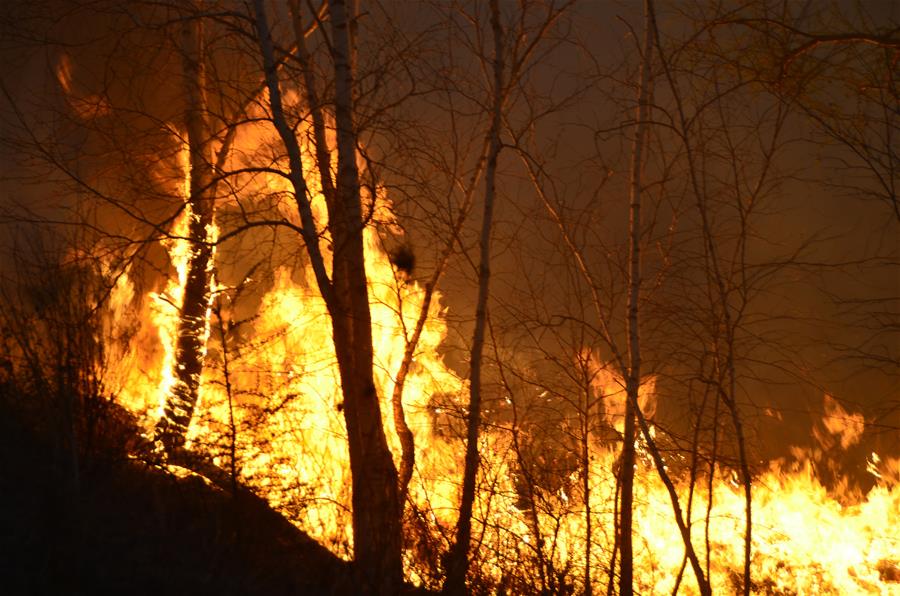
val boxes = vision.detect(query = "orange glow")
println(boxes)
[104,114,899,594]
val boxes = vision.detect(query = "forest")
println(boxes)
[0,0,897,594]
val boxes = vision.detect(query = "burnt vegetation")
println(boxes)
[0,0,898,595]
[0,249,358,595]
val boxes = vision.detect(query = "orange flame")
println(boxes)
[103,113,899,593]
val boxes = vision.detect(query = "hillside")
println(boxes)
[0,401,354,595]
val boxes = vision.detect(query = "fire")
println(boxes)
[820,393,866,450]
[55,52,111,120]
[109,138,218,432]
[100,114,899,594]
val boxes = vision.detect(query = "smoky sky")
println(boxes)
[0,0,897,476]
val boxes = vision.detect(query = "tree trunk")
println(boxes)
[393,141,490,507]
[253,0,403,592]
[287,0,335,210]
[582,384,592,596]
[618,387,636,595]
[328,1,404,592]
[156,9,215,453]
[443,2,503,594]
[618,0,653,590]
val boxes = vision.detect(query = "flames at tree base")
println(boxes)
[105,232,899,594]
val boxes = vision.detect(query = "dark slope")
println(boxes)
[0,403,351,595]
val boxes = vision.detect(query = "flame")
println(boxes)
[111,136,218,431]
[583,347,657,433]
[55,52,111,120]
[101,111,899,593]
[821,393,866,450]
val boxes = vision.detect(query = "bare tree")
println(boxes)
[442,1,577,591]
[617,0,655,589]
[155,4,217,453]
[443,2,504,593]
[252,0,403,590]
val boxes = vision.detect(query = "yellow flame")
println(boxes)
[104,110,899,593]
[822,393,866,450]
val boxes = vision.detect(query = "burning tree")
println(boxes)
[251,0,406,589]
[0,0,898,595]
[154,3,217,454]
